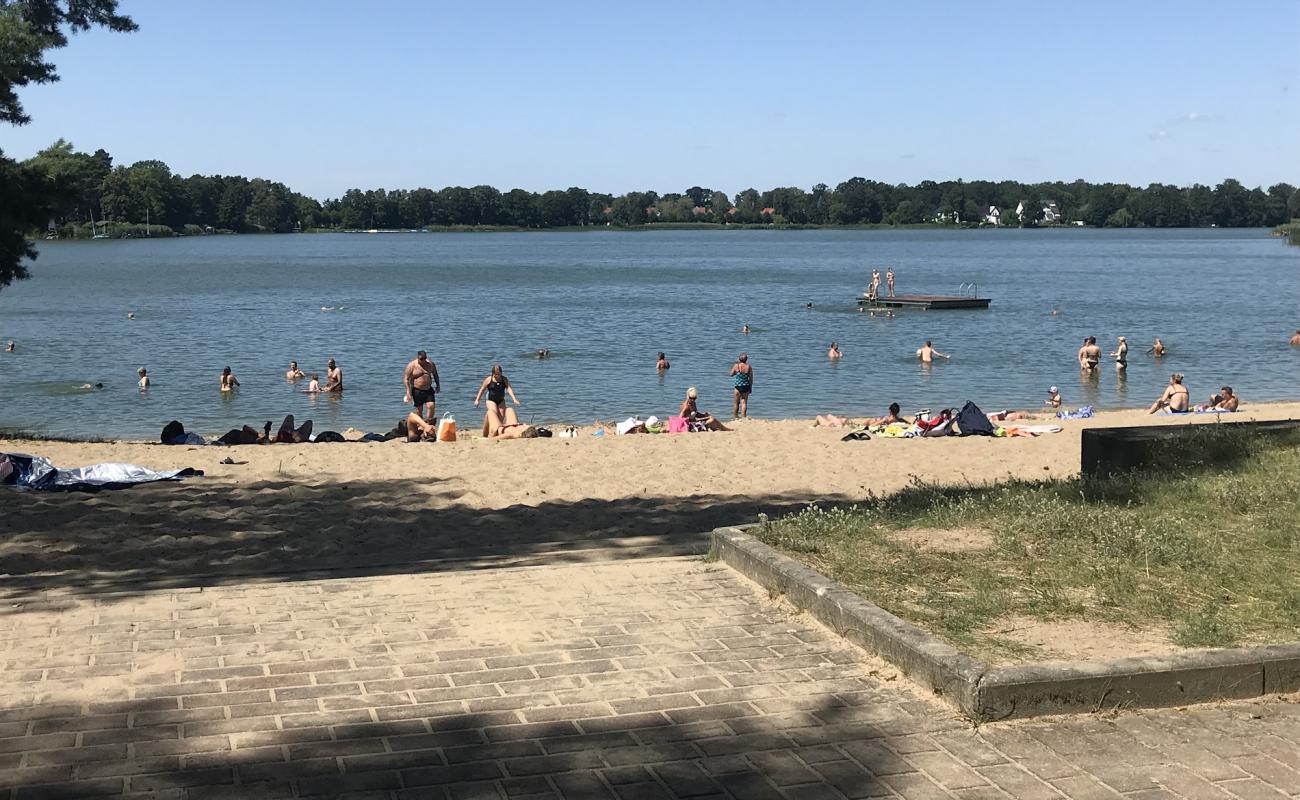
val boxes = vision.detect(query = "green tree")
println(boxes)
[0,0,135,290]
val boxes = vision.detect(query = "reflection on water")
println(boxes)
[0,229,1297,439]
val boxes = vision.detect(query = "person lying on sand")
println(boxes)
[988,410,1035,421]
[680,387,729,431]
[274,414,313,443]
[814,413,853,428]
[1148,373,1190,414]
[405,412,439,442]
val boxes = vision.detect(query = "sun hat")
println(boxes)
[1049,386,1059,394]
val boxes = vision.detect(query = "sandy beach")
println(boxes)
[2,403,1298,596]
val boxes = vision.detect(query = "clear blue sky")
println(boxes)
[5,0,1297,199]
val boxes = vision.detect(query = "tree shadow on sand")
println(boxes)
[0,477,850,601]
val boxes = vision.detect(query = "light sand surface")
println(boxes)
[1,403,1297,598]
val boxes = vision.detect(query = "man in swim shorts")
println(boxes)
[403,350,441,422]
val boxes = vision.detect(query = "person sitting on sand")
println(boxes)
[680,387,729,431]
[137,367,150,390]
[828,342,842,359]
[867,403,903,427]
[917,341,949,363]
[474,364,521,437]
[1045,386,1062,408]
[731,353,754,418]
[1147,337,1167,357]
[1291,330,1300,346]
[1148,373,1190,414]
[656,352,670,371]
[1078,336,1101,372]
[286,361,304,381]
[322,358,343,392]
[1198,386,1240,412]
[220,366,239,392]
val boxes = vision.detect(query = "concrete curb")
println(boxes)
[711,525,1300,720]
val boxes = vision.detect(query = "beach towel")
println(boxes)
[954,401,995,436]
[1055,405,1095,420]
[871,423,911,438]
[667,416,689,434]
[0,452,201,491]
[1012,424,1064,435]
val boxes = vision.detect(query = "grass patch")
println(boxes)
[755,427,1300,661]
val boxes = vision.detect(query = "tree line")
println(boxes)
[25,140,1300,238]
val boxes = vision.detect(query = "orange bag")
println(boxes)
[437,413,457,442]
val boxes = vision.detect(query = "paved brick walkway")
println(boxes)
[1,558,1297,799]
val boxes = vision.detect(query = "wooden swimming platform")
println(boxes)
[859,293,991,310]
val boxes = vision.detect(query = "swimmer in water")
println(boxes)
[917,340,949,363]
[305,374,321,393]
[1290,330,1300,346]
[4,340,13,352]
[827,342,842,359]
[1078,336,1101,372]
[805,302,813,309]
[1110,336,1128,369]
[1146,337,1167,357]
[127,312,135,320]
[656,352,670,371]
[286,361,305,380]
[220,366,240,392]
[536,349,550,359]
[137,367,150,390]
[741,324,751,334]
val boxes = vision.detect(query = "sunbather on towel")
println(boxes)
[866,403,903,427]
[1148,373,1189,414]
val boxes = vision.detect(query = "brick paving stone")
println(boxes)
[0,559,1296,800]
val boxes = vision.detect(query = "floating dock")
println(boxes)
[859,294,991,310]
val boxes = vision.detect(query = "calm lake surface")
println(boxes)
[1,229,1297,440]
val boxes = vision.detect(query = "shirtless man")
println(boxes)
[1078,336,1101,372]
[917,340,949,363]
[1290,330,1300,346]
[827,342,842,359]
[323,359,343,392]
[286,361,305,381]
[885,268,895,297]
[403,350,441,421]
[1148,373,1190,414]
[1199,386,1240,412]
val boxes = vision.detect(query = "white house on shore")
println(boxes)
[984,205,1001,226]
[1042,200,1062,224]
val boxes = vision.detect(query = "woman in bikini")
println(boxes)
[1148,373,1190,414]
[220,366,239,392]
[474,364,521,436]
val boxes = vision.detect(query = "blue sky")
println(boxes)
[4,0,1297,199]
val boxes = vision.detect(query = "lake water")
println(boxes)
[1,229,1297,440]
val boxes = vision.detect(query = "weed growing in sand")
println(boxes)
[756,428,1300,662]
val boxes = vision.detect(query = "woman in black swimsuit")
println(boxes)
[474,364,521,436]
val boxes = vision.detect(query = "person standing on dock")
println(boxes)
[886,268,895,298]
[730,353,753,418]
[869,269,881,300]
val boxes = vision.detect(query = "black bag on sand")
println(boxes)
[161,420,184,444]
[954,401,995,436]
